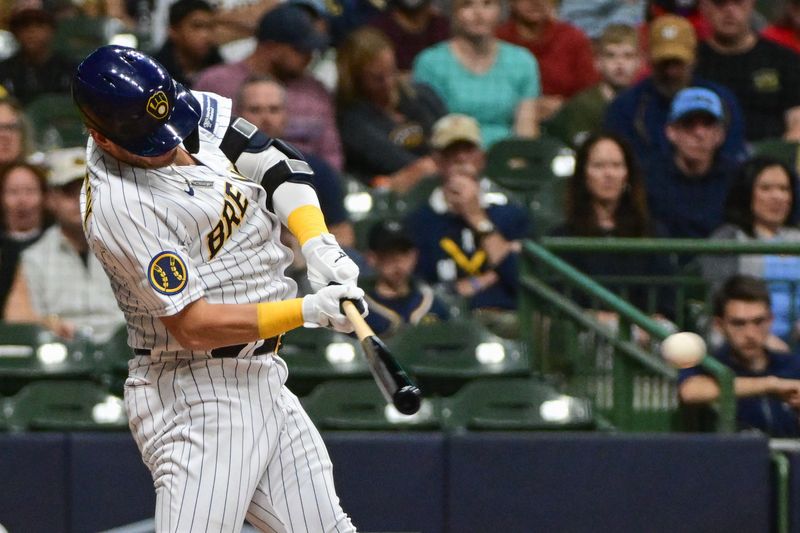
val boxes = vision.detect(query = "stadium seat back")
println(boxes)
[5,380,128,431]
[0,322,95,395]
[301,379,441,430]
[26,94,87,150]
[444,377,594,431]
[386,319,530,396]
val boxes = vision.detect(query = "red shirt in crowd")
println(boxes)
[495,19,599,98]
[762,25,800,55]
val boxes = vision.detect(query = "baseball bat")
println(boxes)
[341,300,422,415]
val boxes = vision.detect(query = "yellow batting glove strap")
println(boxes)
[256,298,305,339]
[287,204,329,246]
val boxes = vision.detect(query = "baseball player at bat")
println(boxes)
[73,45,367,532]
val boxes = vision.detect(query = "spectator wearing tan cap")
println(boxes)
[4,147,124,342]
[404,114,532,337]
[0,5,76,105]
[603,14,746,166]
[696,0,800,142]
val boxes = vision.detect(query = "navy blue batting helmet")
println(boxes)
[72,45,202,157]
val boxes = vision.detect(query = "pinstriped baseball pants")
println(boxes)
[125,354,356,533]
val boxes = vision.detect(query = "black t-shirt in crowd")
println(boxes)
[696,37,800,142]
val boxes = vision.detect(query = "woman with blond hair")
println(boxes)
[336,27,446,192]
[412,0,540,148]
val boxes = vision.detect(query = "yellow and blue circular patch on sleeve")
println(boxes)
[148,251,188,295]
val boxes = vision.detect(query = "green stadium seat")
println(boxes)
[0,396,8,432]
[0,322,96,396]
[443,377,595,431]
[53,14,108,63]
[5,380,128,432]
[25,94,87,150]
[302,379,442,430]
[386,319,531,396]
[751,138,800,174]
[484,135,573,235]
[280,327,370,396]
[93,325,133,396]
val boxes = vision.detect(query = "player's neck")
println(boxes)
[173,149,197,166]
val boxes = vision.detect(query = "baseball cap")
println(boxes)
[256,4,328,52]
[46,147,86,188]
[648,14,696,63]
[431,114,482,150]
[669,87,724,123]
[367,219,415,253]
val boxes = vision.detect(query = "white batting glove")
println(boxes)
[302,233,359,292]
[302,284,368,334]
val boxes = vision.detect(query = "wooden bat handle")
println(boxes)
[342,299,373,341]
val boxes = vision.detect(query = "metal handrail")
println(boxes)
[541,237,800,255]
[521,240,737,432]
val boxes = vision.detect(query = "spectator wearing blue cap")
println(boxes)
[644,86,740,241]
[194,3,344,170]
[603,14,747,168]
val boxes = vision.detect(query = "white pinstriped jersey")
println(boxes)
[80,91,296,356]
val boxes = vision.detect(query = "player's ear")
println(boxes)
[88,129,111,149]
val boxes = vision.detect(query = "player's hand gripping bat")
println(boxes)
[341,300,422,415]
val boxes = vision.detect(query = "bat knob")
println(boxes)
[393,386,422,415]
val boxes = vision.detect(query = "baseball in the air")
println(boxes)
[660,332,706,368]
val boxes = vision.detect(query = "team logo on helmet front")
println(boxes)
[146,91,170,120]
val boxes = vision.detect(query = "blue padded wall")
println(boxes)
[69,433,155,532]
[325,432,446,533]
[448,432,771,533]
[0,434,68,532]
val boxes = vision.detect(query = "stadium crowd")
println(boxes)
[2,0,800,436]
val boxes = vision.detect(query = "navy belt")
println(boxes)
[134,335,282,357]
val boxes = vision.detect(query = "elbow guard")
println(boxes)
[220,117,315,208]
